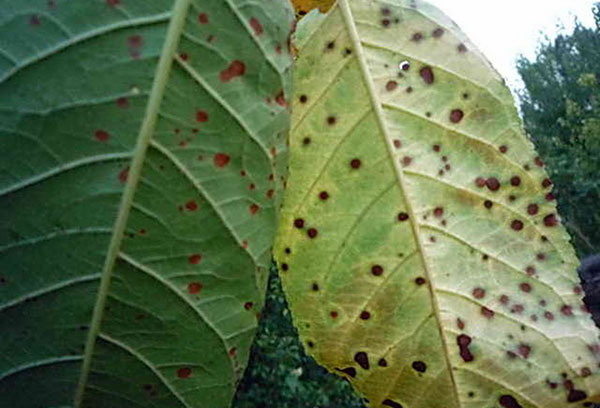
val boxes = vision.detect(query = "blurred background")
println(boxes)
[232,2,600,407]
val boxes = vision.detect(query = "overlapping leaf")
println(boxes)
[0,0,293,407]
[274,1,600,407]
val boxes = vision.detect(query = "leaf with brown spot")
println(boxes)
[275,1,600,407]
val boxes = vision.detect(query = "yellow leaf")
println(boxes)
[292,0,336,18]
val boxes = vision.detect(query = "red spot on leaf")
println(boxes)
[106,0,120,6]
[244,302,253,310]
[127,35,143,59]
[118,167,129,183]
[275,91,287,107]
[249,18,263,36]
[188,254,202,264]
[94,130,110,142]
[196,110,208,122]
[213,153,230,168]
[220,60,245,82]
[188,282,202,294]
[185,200,198,211]
[249,204,260,215]
[177,367,192,378]
[198,13,208,24]
[117,97,129,109]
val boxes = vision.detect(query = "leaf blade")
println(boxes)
[275,1,600,407]
[0,0,293,407]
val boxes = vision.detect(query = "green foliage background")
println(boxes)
[232,4,600,407]
[233,266,366,408]
[517,3,600,258]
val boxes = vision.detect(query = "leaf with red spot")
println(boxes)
[274,1,600,408]
[0,0,293,407]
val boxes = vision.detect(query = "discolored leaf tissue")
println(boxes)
[275,1,600,407]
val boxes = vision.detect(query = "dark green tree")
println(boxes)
[517,3,600,257]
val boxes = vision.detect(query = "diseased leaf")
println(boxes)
[0,0,293,407]
[274,1,600,407]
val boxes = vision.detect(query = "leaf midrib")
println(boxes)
[73,1,192,406]
[336,0,462,406]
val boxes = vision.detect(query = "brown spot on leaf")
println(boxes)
[350,159,361,169]
[527,204,539,215]
[382,400,403,408]
[386,81,398,91]
[520,283,532,293]
[335,367,356,378]
[486,177,501,191]
[499,395,523,408]
[450,109,464,123]
[511,220,524,231]
[544,214,558,227]
[420,66,434,84]
[457,334,474,362]
[561,305,573,316]
[412,361,427,373]
[481,307,494,319]
[472,287,486,299]
[567,389,587,403]
[354,352,370,370]
[371,265,384,276]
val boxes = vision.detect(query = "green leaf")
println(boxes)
[0,0,293,407]
[274,1,600,407]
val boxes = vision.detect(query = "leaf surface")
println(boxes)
[274,1,600,407]
[0,0,293,407]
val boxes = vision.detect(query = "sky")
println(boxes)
[430,0,597,91]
